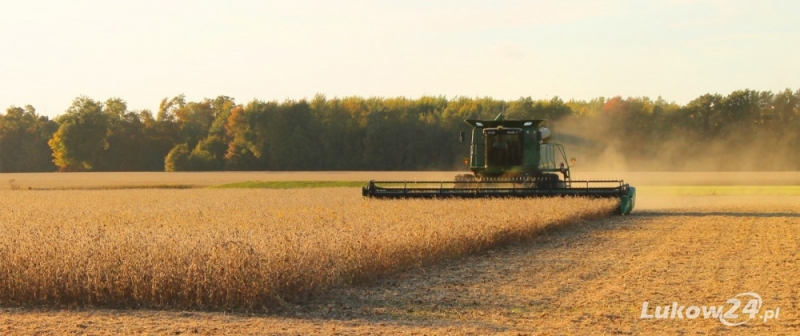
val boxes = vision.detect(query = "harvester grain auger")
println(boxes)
[362,114,636,215]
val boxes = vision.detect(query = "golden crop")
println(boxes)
[0,188,616,310]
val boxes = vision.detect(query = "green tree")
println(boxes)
[99,98,150,171]
[175,100,214,149]
[0,105,58,172]
[189,136,226,170]
[164,144,191,172]
[48,97,109,171]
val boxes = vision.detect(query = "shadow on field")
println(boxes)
[634,211,800,218]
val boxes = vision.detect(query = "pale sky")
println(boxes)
[2,0,798,118]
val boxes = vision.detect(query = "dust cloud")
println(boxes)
[547,116,799,173]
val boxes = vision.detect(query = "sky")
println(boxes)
[1,0,799,118]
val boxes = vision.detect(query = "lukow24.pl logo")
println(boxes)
[641,293,780,326]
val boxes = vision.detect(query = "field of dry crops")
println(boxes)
[1,172,799,335]
[0,188,614,311]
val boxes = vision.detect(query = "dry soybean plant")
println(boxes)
[0,189,616,311]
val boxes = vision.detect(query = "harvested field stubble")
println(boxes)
[0,189,616,310]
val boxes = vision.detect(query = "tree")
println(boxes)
[100,98,149,171]
[0,105,58,172]
[164,144,191,172]
[189,136,226,170]
[175,100,214,150]
[48,97,109,171]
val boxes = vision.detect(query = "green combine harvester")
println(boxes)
[362,114,636,215]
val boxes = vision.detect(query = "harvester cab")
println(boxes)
[463,113,570,183]
[362,114,636,215]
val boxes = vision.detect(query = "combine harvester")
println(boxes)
[362,114,636,215]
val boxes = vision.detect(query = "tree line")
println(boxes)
[1,89,799,173]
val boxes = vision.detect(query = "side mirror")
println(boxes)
[459,131,465,143]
